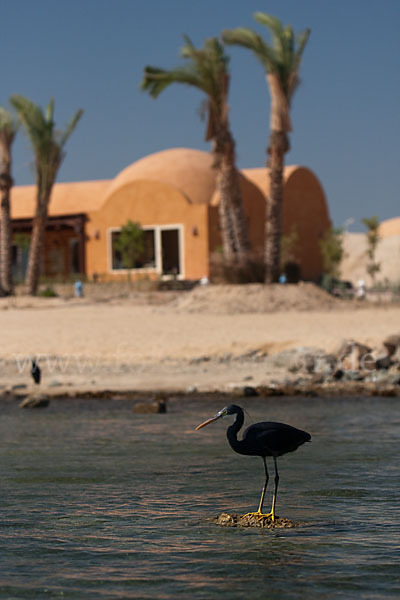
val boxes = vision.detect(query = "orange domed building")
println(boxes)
[9,147,331,282]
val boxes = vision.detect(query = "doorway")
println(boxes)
[161,228,181,276]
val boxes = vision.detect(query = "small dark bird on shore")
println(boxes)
[196,404,311,521]
[31,360,41,385]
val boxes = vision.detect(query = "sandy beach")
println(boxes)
[1,283,399,395]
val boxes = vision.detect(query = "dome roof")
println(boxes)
[379,217,400,237]
[210,165,302,206]
[105,147,217,204]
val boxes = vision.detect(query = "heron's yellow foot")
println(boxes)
[242,510,275,522]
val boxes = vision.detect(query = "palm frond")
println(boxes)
[58,109,84,149]
[293,28,311,72]
[10,94,39,121]
[45,98,55,125]
[9,94,46,150]
[204,37,229,68]
[10,94,82,191]
[182,36,212,88]
[254,12,283,45]
[284,28,310,99]
[222,27,277,71]
[141,35,232,142]
[225,12,310,100]
[255,12,292,69]
[282,26,295,62]
[181,34,197,59]
[141,65,203,97]
[181,37,229,100]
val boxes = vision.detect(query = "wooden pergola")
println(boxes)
[12,213,87,275]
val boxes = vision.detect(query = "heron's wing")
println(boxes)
[242,422,310,455]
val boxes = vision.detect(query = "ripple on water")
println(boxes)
[0,396,399,599]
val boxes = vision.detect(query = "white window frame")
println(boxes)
[108,224,185,279]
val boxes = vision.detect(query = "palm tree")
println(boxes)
[10,95,83,295]
[223,13,310,282]
[0,108,18,296]
[141,36,251,263]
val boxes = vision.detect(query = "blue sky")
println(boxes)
[2,0,399,230]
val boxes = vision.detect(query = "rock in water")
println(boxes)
[133,396,168,414]
[213,512,300,528]
[19,393,50,409]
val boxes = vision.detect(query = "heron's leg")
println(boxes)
[242,457,270,519]
[269,456,279,521]
[257,457,269,513]
[256,457,279,521]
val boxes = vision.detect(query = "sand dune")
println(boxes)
[341,232,400,285]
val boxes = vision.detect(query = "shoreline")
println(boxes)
[3,382,400,402]
[2,354,400,401]
[2,285,400,400]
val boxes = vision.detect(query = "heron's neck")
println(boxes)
[226,410,245,453]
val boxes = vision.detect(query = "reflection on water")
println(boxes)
[0,396,399,599]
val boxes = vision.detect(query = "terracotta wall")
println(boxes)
[281,168,331,280]
[85,179,210,280]
[240,175,267,254]
[7,154,331,283]
[207,168,330,280]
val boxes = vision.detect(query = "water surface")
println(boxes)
[1,396,399,599]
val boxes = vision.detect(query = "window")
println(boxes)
[111,228,156,270]
[109,224,184,277]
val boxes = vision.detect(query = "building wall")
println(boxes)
[240,175,267,254]
[85,179,210,280]
[208,167,330,280]
[7,149,332,283]
[282,167,331,280]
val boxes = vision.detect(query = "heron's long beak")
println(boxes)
[195,409,227,430]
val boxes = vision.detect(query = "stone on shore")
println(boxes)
[383,334,400,357]
[19,393,50,408]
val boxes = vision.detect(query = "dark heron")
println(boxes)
[195,404,311,521]
[31,360,41,385]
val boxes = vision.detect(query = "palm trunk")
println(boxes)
[265,130,288,283]
[0,144,13,295]
[214,126,251,263]
[0,175,13,295]
[264,73,292,284]
[215,171,237,262]
[219,157,251,262]
[25,194,49,295]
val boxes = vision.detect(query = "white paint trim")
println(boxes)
[107,224,185,278]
